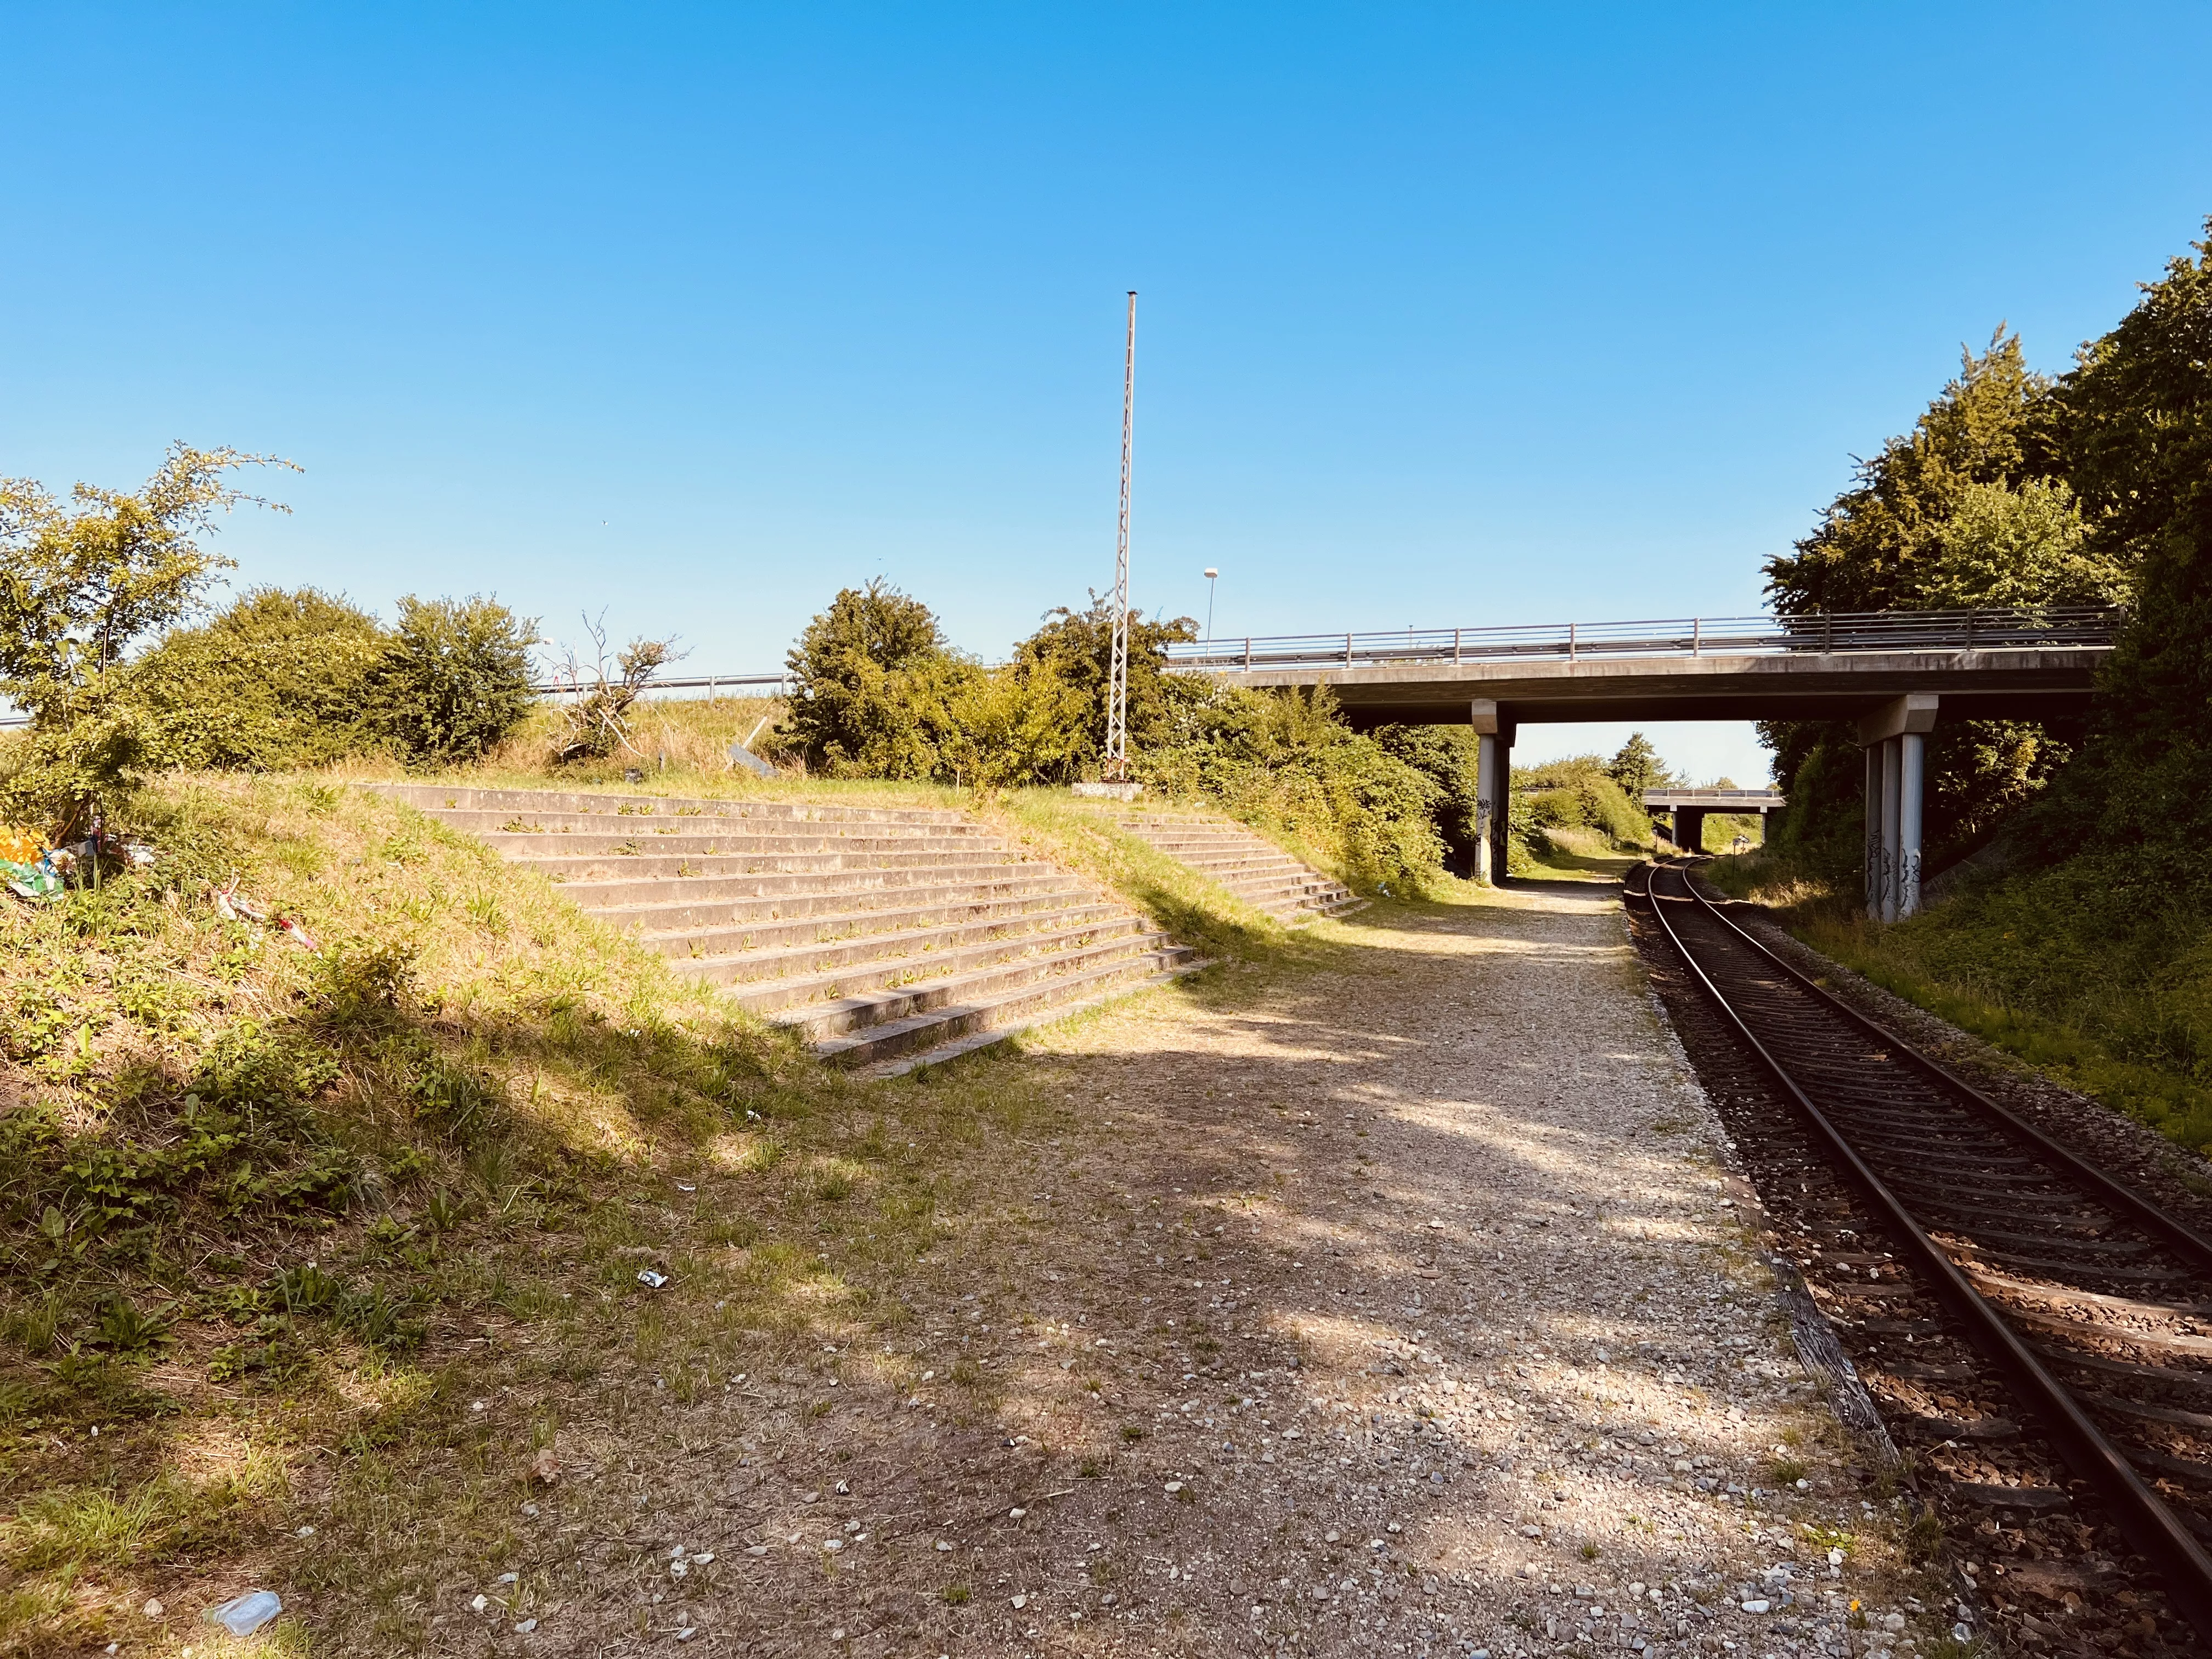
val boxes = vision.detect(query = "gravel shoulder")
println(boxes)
[387,879,1943,1657]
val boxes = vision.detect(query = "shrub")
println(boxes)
[1517,754,1652,848]
[781,580,975,778]
[1139,684,1446,894]
[127,586,388,770]
[368,595,538,769]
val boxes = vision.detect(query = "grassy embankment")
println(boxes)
[1703,849,2212,1155]
[0,714,1412,1652]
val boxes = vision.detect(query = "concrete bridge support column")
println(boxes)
[1858,694,1937,921]
[1489,724,1514,883]
[1472,699,1511,885]
[1898,731,1925,918]
[1672,806,1708,854]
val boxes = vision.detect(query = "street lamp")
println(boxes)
[1204,568,1218,641]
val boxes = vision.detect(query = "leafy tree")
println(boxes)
[781,579,976,778]
[1606,733,1672,798]
[940,656,1090,792]
[367,595,539,769]
[129,586,387,770]
[1517,754,1653,848]
[0,444,293,832]
[1757,332,2132,876]
[2044,222,2212,859]
[1373,725,1483,872]
[1011,593,1201,779]
[1764,332,2072,613]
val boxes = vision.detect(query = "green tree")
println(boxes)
[1764,331,2069,613]
[0,444,293,831]
[1373,725,1484,872]
[367,595,539,769]
[1011,593,1200,780]
[2044,221,2212,859]
[1758,332,2132,876]
[1606,733,1672,798]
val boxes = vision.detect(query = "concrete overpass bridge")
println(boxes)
[1643,787,1786,853]
[1167,607,2119,918]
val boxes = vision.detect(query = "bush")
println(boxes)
[368,595,538,769]
[1139,684,1447,894]
[127,586,387,770]
[781,580,975,778]
[1517,755,1652,848]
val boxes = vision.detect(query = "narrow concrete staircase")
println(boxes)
[1114,812,1364,923]
[364,785,1203,1075]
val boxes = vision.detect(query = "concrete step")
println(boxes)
[1159,858,1309,884]
[1113,813,1356,929]
[478,830,992,859]
[804,942,1206,1069]
[645,899,1130,978]
[585,875,1087,936]
[432,809,993,844]
[845,958,1208,1080]
[364,781,974,826]
[510,849,1039,882]
[358,781,1205,1073]
[703,914,1158,1009]
[542,862,1054,910]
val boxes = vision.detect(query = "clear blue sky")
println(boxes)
[7,4,2208,783]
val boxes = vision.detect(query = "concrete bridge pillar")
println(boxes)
[1858,695,1936,920]
[1672,806,1708,854]
[1471,699,1511,885]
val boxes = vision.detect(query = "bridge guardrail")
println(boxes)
[1165,606,2123,673]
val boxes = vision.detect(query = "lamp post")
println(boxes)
[1204,568,1218,641]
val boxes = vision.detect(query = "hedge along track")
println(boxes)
[1628,857,2212,1647]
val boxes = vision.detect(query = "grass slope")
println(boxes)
[0,768,1385,1654]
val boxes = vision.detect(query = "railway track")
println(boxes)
[1627,856,2212,1648]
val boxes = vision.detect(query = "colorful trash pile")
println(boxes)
[2,822,155,903]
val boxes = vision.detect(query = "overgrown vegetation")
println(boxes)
[771,578,1474,894]
[0,447,545,838]
[1723,219,2212,1158]
[3,775,1271,1653]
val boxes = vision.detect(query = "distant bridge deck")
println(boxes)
[1167,607,2117,727]
[1642,788,1785,811]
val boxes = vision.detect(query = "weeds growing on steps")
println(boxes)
[1702,847,2212,1154]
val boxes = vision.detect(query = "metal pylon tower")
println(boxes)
[1104,290,1137,781]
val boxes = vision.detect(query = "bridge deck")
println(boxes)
[1170,608,2115,727]
[1192,646,2105,726]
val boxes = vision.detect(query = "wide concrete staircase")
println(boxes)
[1114,812,1363,923]
[364,785,1203,1074]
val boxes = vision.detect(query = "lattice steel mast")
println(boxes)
[1104,290,1137,782]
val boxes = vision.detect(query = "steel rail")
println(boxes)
[1630,860,2212,1642]
[1673,869,2212,1277]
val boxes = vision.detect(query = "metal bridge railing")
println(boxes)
[1164,606,2124,674]
[1643,788,1786,805]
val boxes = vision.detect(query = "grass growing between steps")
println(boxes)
[0,775,1182,1655]
[321,757,1349,972]
[984,792,1318,969]
[1700,849,2212,1156]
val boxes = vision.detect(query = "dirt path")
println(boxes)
[401,883,1939,1658]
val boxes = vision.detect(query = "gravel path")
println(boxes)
[473,881,1947,1657]
[982,879,1935,1658]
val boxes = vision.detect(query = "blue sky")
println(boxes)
[6,4,2208,783]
